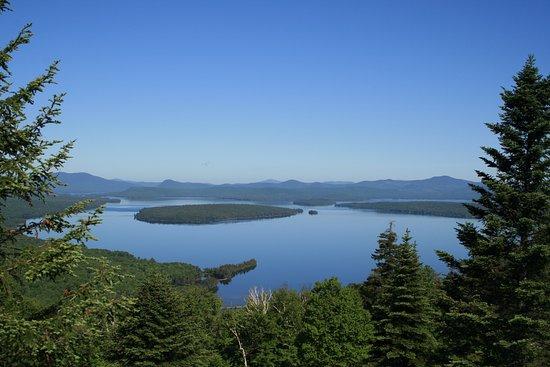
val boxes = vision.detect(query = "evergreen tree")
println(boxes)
[111,274,225,367]
[178,285,227,367]
[370,229,437,366]
[360,224,399,310]
[438,56,549,366]
[0,1,126,365]
[298,278,373,367]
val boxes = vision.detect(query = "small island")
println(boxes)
[308,210,318,215]
[336,201,474,218]
[135,204,303,224]
[293,198,335,206]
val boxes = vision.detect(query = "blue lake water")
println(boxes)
[43,198,469,305]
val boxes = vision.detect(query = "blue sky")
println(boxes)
[2,0,549,183]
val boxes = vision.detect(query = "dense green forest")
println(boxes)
[292,198,335,206]
[0,2,548,366]
[336,201,473,218]
[135,204,303,224]
[2,195,119,227]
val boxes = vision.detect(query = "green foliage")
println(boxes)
[221,287,305,367]
[205,259,257,284]
[135,204,302,224]
[360,225,399,310]
[111,274,225,367]
[298,278,373,367]
[2,195,119,227]
[110,273,187,366]
[337,201,473,218]
[12,236,202,309]
[368,228,438,366]
[0,7,129,364]
[438,56,550,366]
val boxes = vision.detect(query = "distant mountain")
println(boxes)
[256,179,281,184]
[323,181,356,185]
[158,179,213,189]
[119,176,478,202]
[55,172,157,194]
[55,172,478,202]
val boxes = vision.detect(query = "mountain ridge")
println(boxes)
[55,172,479,201]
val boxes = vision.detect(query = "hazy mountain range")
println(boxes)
[55,172,478,202]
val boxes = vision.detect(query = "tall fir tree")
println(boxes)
[438,56,549,366]
[360,224,399,311]
[0,1,127,365]
[111,274,225,367]
[369,229,437,367]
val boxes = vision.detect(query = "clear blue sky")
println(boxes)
[2,0,549,183]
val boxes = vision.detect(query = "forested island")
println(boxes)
[293,198,335,206]
[336,201,473,218]
[135,204,303,224]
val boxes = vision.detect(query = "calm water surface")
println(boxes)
[54,198,470,305]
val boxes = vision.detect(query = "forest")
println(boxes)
[134,204,303,224]
[3,195,119,227]
[292,198,335,206]
[0,1,548,366]
[336,201,473,218]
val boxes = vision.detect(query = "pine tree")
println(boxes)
[112,273,183,366]
[0,1,126,365]
[178,285,227,367]
[360,224,399,310]
[370,229,437,366]
[298,278,373,367]
[438,56,549,366]
[112,274,225,367]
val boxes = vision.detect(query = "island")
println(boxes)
[293,198,335,206]
[134,204,303,224]
[336,201,474,219]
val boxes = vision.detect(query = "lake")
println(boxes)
[52,198,470,305]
